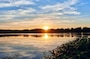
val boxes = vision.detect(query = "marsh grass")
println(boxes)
[44,37,90,59]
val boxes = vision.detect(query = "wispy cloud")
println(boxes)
[40,0,80,15]
[7,8,36,15]
[0,0,34,7]
[0,0,90,29]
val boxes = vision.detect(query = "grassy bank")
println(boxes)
[44,37,90,59]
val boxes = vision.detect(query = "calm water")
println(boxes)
[0,33,90,59]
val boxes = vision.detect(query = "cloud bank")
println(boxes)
[0,0,89,29]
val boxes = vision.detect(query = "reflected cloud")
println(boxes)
[0,33,90,59]
[0,44,42,59]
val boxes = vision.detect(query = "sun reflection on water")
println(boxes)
[43,33,49,39]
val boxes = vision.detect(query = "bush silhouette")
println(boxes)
[44,37,90,59]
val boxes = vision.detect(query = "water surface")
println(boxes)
[0,33,90,59]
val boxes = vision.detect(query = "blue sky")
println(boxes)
[0,0,90,29]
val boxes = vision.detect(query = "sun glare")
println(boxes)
[43,33,49,39]
[43,26,49,30]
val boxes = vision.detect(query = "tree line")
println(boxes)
[0,27,90,33]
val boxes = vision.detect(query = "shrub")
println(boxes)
[44,37,90,59]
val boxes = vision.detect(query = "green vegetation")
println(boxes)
[44,37,90,59]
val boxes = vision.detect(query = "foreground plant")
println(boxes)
[44,37,90,59]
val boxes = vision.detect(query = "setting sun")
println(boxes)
[43,26,49,30]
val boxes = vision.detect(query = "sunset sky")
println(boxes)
[0,0,90,29]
